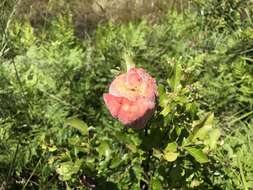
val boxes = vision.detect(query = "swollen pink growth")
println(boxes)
[103,68,158,128]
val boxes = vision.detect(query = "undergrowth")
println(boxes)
[0,0,253,189]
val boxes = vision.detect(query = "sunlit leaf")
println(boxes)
[65,118,88,136]
[184,147,209,163]
[193,113,214,140]
[159,94,170,108]
[160,106,171,117]
[208,128,221,149]
[153,148,163,160]
[97,141,112,161]
[48,145,57,152]
[164,142,177,153]
[158,84,165,96]
[163,152,179,162]
[56,160,82,181]
[168,62,182,92]
[123,52,135,71]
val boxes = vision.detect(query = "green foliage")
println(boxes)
[1,1,253,189]
[212,121,253,189]
[194,0,253,30]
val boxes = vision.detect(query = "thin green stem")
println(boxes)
[6,141,20,185]
[22,158,42,190]
[238,152,248,190]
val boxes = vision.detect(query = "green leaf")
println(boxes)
[163,152,179,162]
[56,160,82,181]
[160,106,171,117]
[97,141,112,161]
[48,145,57,152]
[152,148,163,160]
[65,118,88,136]
[151,177,164,190]
[168,62,182,92]
[164,142,177,152]
[123,52,135,71]
[193,113,214,140]
[204,113,214,127]
[132,164,144,181]
[158,84,165,96]
[208,128,221,149]
[184,147,209,164]
[110,157,122,169]
[159,94,170,108]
